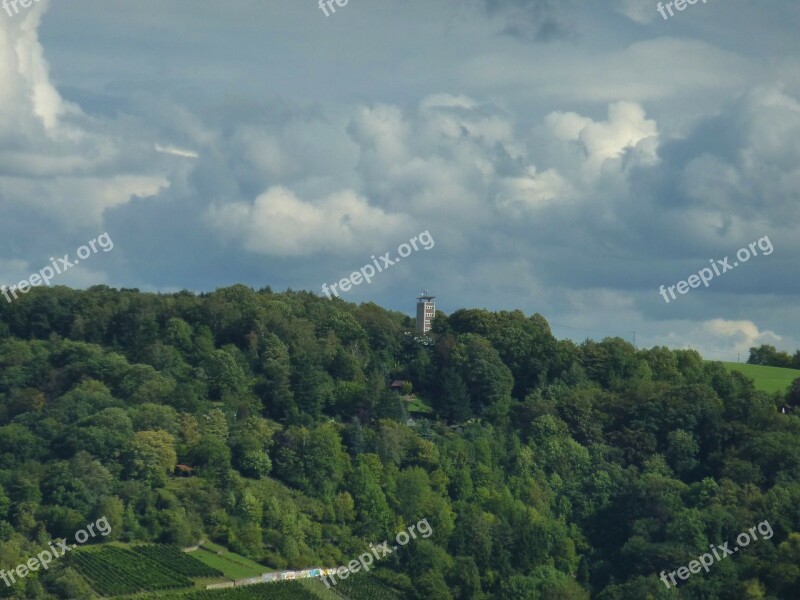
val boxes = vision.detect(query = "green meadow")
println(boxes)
[720,362,800,394]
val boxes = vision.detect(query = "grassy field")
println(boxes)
[189,547,269,580]
[720,362,800,394]
[403,394,433,414]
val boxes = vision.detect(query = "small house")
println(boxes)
[391,380,409,393]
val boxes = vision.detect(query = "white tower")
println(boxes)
[416,291,435,334]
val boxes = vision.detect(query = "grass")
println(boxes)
[720,362,800,394]
[403,394,433,414]
[298,577,345,600]
[189,547,270,580]
[198,541,229,553]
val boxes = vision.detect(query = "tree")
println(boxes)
[306,424,349,489]
[374,420,413,466]
[665,429,699,477]
[177,412,201,456]
[165,317,194,353]
[41,453,113,515]
[438,368,472,422]
[50,568,95,600]
[238,450,272,478]
[351,455,393,538]
[70,407,133,462]
[189,435,232,475]
[125,430,177,486]
[787,378,800,407]
[748,344,792,367]
[258,333,296,420]
[333,491,355,524]
[448,556,483,600]
[6,388,45,420]
[202,408,229,440]
[129,403,179,434]
[230,416,277,478]
[395,467,437,523]
[94,496,124,541]
[414,570,453,600]
[450,334,514,415]
[205,349,249,401]
[290,359,333,420]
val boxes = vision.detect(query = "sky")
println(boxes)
[1,0,799,360]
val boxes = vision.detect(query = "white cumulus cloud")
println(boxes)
[204,186,414,257]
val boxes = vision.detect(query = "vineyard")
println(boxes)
[72,542,403,599]
[331,573,404,600]
[73,546,195,595]
[132,545,224,578]
[138,580,322,599]
[134,574,404,600]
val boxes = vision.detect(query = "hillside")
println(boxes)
[0,285,798,599]
[721,362,800,394]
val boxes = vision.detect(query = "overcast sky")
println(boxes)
[1,0,799,360]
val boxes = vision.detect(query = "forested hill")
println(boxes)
[0,284,799,599]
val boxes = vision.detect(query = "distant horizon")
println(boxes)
[4,281,795,364]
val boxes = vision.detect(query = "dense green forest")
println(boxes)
[0,284,799,599]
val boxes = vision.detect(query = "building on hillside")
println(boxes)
[416,291,435,334]
[390,380,409,393]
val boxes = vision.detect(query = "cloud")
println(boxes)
[494,166,573,213]
[619,86,800,262]
[204,186,413,257]
[462,38,750,103]
[479,0,573,41]
[0,0,66,132]
[703,318,782,348]
[155,143,199,158]
[2,175,168,228]
[0,251,111,293]
[615,0,659,24]
[655,319,788,360]
[347,98,518,223]
[1,0,799,357]
[0,2,168,235]
[544,101,659,175]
